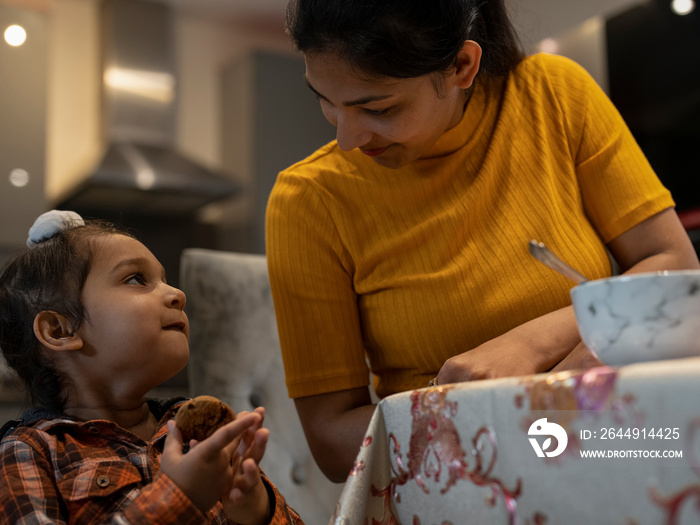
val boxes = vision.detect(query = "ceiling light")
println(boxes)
[671,0,695,15]
[4,24,26,47]
[9,169,30,188]
[538,38,560,55]
[104,67,175,104]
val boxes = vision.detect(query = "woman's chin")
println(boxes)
[369,152,409,169]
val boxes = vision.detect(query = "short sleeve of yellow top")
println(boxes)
[265,53,674,400]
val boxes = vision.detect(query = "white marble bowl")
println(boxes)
[570,270,700,366]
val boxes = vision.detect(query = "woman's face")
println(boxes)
[305,53,470,169]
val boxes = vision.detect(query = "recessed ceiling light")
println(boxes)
[4,25,27,47]
[9,169,30,188]
[671,0,695,15]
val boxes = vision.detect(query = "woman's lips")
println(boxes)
[360,146,389,157]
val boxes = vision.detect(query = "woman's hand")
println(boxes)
[437,336,546,383]
[436,305,582,384]
[221,407,272,525]
[160,412,262,514]
[435,322,605,385]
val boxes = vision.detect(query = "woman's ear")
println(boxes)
[453,40,482,90]
[33,311,83,352]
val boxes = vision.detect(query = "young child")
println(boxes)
[0,210,303,525]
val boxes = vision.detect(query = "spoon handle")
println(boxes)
[528,240,588,284]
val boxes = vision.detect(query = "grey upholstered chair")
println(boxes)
[180,248,343,525]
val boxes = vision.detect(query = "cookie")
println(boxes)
[175,395,236,442]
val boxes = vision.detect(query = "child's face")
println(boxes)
[75,234,189,392]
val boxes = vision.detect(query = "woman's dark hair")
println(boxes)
[287,0,523,80]
[0,218,132,411]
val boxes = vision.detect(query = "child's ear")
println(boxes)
[33,311,83,352]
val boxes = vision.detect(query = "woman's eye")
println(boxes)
[364,107,393,117]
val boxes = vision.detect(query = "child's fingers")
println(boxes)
[241,457,260,487]
[228,487,245,505]
[163,421,184,458]
[240,428,269,464]
[238,408,265,444]
[253,406,265,423]
[232,410,258,446]
[248,407,265,434]
[238,427,256,455]
[198,413,261,459]
[256,428,269,453]
[236,408,264,451]
[232,457,262,495]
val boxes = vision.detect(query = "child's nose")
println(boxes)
[166,284,186,309]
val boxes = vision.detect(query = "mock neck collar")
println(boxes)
[419,77,499,160]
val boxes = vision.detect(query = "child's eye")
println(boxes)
[125,274,146,285]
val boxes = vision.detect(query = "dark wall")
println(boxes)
[606,1,700,213]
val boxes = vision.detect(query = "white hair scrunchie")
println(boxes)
[26,210,85,248]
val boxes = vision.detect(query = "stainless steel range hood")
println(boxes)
[59,0,240,215]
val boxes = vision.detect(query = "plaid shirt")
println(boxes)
[0,398,303,525]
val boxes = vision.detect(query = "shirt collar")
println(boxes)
[16,397,187,433]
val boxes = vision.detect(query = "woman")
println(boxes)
[265,0,699,482]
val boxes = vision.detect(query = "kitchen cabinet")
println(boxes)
[220,50,335,254]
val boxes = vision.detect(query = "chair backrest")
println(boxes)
[180,248,343,525]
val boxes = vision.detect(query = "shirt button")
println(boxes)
[96,476,110,488]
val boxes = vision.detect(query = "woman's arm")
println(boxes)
[294,386,375,483]
[436,208,699,384]
[606,208,699,273]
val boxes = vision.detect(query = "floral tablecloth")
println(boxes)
[330,358,700,525]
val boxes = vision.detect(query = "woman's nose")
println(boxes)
[335,114,372,151]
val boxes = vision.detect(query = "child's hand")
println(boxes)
[222,407,271,525]
[161,412,262,514]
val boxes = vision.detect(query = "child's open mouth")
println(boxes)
[163,322,186,332]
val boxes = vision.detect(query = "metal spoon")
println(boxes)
[528,240,589,284]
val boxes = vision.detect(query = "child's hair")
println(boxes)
[286,0,524,81]
[0,215,133,410]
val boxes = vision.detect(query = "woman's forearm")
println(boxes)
[294,387,376,483]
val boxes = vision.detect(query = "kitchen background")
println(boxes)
[1,0,699,420]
